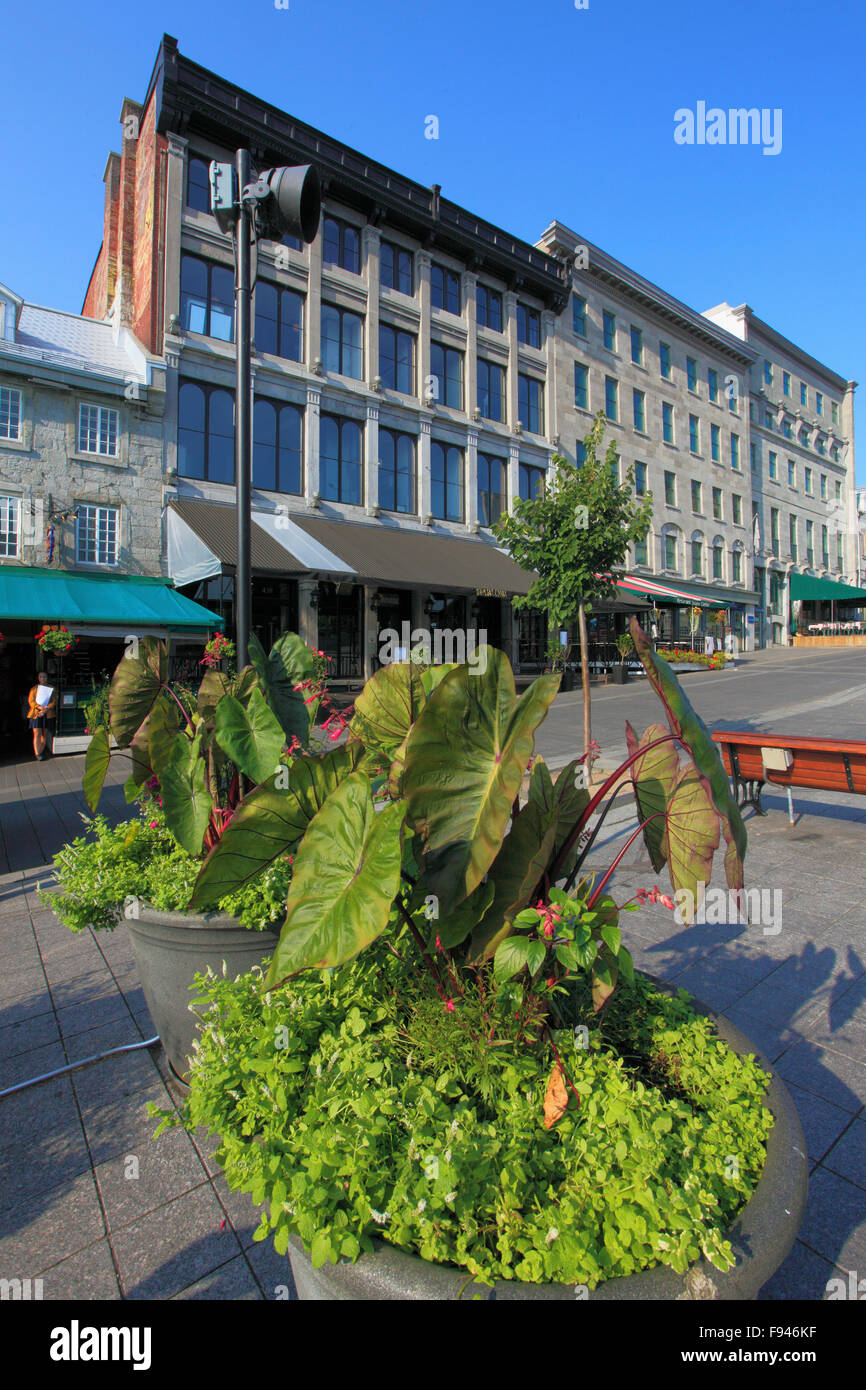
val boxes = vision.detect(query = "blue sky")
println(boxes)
[1,0,863,480]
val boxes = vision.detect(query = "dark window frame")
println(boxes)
[180,254,235,341]
[255,281,304,362]
[431,263,461,315]
[379,323,416,395]
[320,413,364,505]
[476,284,503,333]
[477,452,506,526]
[321,303,364,379]
[518,374,544,434]
[380,241,414,296]
[430,440,464,521]
[252,396,304,495]
[477,357,505,422]
[322,216,361,274]
[378,428,416,514]
[517,302,541,347]
[430,341,463,410]
[178,379,235,485]
[186,155,211,212]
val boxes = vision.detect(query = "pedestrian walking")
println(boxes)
[27,671,56,760]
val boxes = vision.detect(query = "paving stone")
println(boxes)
[0,1170,105,1273]
[0,1090,91,1213]
[781,1080,858,1165]
[0,965,48,1005]
[112,1184,244,1300]
[55,993,133,1042]
[722,1007,807,1066]
[211,1171,267,1249]
[775,1039,866,1113]
[0,1010,60,1062]
[37,1240,122,1300]
[0,1039,67,1091]
[245,1238,298,1300]
[171,1253,263,1300]
[822,1117,866,1190]
[732,979,825,1033]
[79,1080,175,1165]
[94,1128,210,1231]
[757,1240,843,1301]
[71,1043,163,1110]
[796,1166,866,1272]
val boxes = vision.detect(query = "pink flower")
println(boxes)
[543,923,555,939]
[444,999,455,1012]
[148,821,158,828]
[435,936,443,952]
[660,895,676,910]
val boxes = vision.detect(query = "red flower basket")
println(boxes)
[35,624,77,655]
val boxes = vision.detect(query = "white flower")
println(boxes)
[315,1063,322,1078]
[445,1191,457,1203]
[449,1119,459,1138]
[416,1199,427,1213]
[369,1209,391,1225]
[444,1149,452,1163]
[407,1139,419,1160]
[545,1227,559,1246]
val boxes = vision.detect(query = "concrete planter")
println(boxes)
[287,1000,808,1301]
[124,902,279,1086]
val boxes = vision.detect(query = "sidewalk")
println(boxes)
[0,754,864,1300]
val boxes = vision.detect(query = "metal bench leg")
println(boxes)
[786,786,794,826]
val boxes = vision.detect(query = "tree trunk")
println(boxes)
[578,599,591,761]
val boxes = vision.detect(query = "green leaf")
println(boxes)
[249,633,316,744]
[214,687,286,784]
[630,618,746,892]
[526,939,547,976]
[600,921,621,956]
[493,935,532,983]
[189,742,366,910]
[468,800,558,962]
[349,662,428,764]
[419,664,458,700]
[591,952,618,1013]
[122,772,140,804]
[664,770,721,923]
[555,943,582,971]
[625,721,678,873]
[403,651,559,914]
[160,730,211,856]
[531,759,592,882]
[147,696,183,778]
[108,637,168,748]
[617,945,635,985]
[82,727,111,812]
[429,879,495,951]
[265,774,406,984]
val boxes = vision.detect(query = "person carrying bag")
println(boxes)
[27,671,57,761]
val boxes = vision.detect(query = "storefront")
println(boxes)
[790,573,866,642]
[0,566,221,757]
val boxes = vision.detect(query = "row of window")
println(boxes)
[754,402,839,457]
[763,450,843,499]
[177,381,545,519]
[762,361,839,423]
[576,370,743,466]
[1,388,120,458]
[633,530,747,583]
[0,498,119,565]
[765,508,844,567]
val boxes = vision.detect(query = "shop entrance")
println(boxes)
[318,582,362,677]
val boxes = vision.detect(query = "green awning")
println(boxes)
[789,573,866,604]
[0,567,224,630]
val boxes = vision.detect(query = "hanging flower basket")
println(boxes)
[35,624,77,655]
[200,632,236,669]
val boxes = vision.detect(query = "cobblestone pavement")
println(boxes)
[0,751,863,1299]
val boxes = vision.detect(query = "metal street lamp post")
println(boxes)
[209,153,321,667]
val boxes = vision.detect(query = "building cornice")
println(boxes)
[706,303,850,393]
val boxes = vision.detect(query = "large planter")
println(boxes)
[609,665,627,685]
[124,903,280,1086]
[286,999,808,1301]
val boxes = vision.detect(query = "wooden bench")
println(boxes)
[712,730,866,824]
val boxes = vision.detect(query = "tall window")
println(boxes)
[431,441,463,520]
[603,311,616,351]
[634,536,648,566]
[664,533,677,570]
[633,388,645,432]
[572,295,587,337]
[78,403,118,458]
[800,382,808,406]
[431,264,460,314]
[630,326,643,364]
[789,514,797,560]
[770,508,780,558]
[518,303,541,347]
[691,538,703,575]
[380,242,413,296]
[831,401,839,424]
[0,386,21,440]
[180,255,235,340]
[255,283,303,361]
[691,480,702,512]
[519,463,545,501]
[804,466,813,495]
[476,285,503,332]
[689,414,699,453]
[518,375,544,433]
[323,217,361,274]
[732,494,743,525]
[805,519,814,564]
[687,357,698,392]
[782,418,793,439]
[783,371,791,396]
[712,542,723,579]
[822,525,829,567]
[730,434,740,470]
[430,342,463,409]
[732,549,742,582]
[575,440,587,467]
[816,392,824,416]
[0,495,20,557]
[763,360,773,386]
[186,155,210,212]
[659,341,672,379]
[710,423,720,462]
[574,363,589,411]
[664,470,676,506]
[608,454,619,485]
[712,487,723,521]
[787,459,796,486]
[634,461,647,496]
[252,399,302,494]
[768,451,778,480]
[320,415,363,504]
[708,367,718,402]
[477,359,505,421]
[604,376,618,422]
[379,324,415,394]
[76,504,119,566]
[322,305,363,379]
[662,402,674,444]
[178,381,234,483]
[477,454,506,526]
[820,474,828,500]
[836,532,844,569]
[378,429,414,514]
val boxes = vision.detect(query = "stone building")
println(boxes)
[0,278,215,751]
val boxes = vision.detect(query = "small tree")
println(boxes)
[494,414,653,758]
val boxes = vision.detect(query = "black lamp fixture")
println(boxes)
[209,155,321,667]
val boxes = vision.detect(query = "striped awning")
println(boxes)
[613,575,720,607]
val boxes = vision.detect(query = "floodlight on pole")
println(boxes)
[209,155,321,669]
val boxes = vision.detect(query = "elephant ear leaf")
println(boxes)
[108,637,169,748]
[630,617,746,892]
[403,650,559,914]
[265,773,406,986]
[214,687,286,784]
[664,769,721,924]
[349,662,428,764]
[468,799,559,962]
[625,721,679,874]
[83,726,111,812]
[248,632,314,745]
[159,730,211,857]
[188,741,366,910]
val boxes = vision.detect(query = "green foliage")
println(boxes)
[493,415,654,635]
[173,942,773,1289]
[40,807,293,933]
[81,678,111,735]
